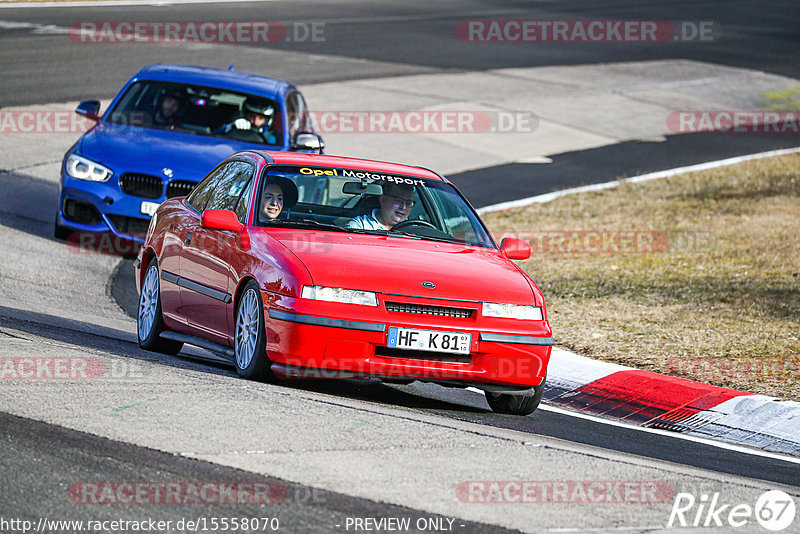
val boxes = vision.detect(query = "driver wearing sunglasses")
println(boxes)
[346,183,415,230]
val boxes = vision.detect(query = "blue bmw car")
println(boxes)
[55,64,323,244]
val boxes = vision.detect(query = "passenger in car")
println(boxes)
[152,88,186,129]
[259,175,298,222]
[346,183,415,230]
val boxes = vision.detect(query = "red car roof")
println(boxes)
[255,151,445,181]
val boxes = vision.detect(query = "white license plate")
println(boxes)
[140,201,160,217]
[387,327,471,355]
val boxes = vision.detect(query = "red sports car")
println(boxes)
[134,151,552,415]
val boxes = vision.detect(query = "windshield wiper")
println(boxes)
[264,219,349,232]
[386,230,423,240]
[395,232,488,247]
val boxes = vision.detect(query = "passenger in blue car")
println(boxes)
[152,88,185,130]
[217,98,278,145]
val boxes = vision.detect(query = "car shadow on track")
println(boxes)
[0,305,490,415]
[0,171,60,240]
[290,379,491,414]
[0,305,237,379]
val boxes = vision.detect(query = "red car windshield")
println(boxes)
[256,165,496,248]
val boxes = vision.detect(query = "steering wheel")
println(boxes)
[391,219,437,231]
[229,128,268,144]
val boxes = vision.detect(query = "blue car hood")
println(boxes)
[77,122,267,182]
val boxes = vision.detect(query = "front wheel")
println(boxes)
[234,280,273,380]
[137,259,183,355]
[486,376,546,416]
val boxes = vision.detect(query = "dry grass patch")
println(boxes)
[484,154,800,400]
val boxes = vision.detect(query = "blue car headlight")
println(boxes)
[66,154,113,182]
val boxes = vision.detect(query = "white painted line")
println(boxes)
[477,146,800,214]
[548,527,665,533]
[465,387,800,465]
[540,403,800,466]
[0,0,274,7]
[0,19,66,32]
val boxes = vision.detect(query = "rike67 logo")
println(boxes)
[668,490,796,531]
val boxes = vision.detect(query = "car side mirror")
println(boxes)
[76,100,101,121]
[201,209,250,250]
[500,237,531,260]
[292,132,324,153]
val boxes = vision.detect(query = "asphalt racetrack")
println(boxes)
[1,1,799,532]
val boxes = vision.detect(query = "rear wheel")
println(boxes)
[137,259,183,355]
[234,280,273,380]
[486,376,546,416]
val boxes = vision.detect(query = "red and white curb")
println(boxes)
[544,347,800,456]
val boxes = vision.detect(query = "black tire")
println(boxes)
[234,280,274,380]
[54,215,71,240]
[137,259,183,355]
[486,376,546,416]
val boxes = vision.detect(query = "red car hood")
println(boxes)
[260,229,535,304]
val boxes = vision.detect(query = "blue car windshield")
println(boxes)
[256,166,496,249]
[106,81,283,146]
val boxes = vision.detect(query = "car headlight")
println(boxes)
[483,302,543,320]
[66,154,113,182]
[301,286,378,306]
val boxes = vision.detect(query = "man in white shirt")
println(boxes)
[346,183,415,230]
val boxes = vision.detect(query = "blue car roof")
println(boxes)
[130,64,294,98]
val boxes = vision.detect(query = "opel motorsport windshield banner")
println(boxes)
[296,167,430,187]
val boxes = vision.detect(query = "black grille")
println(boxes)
[386,302,473,318]
[119,173,163,199]
[166,179,197,199]
[107,215,150,237]
[375,346,471,364]
[62,198,101,225]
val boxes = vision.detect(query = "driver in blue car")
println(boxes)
[217,98,278,144]
[346,183,414,230]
